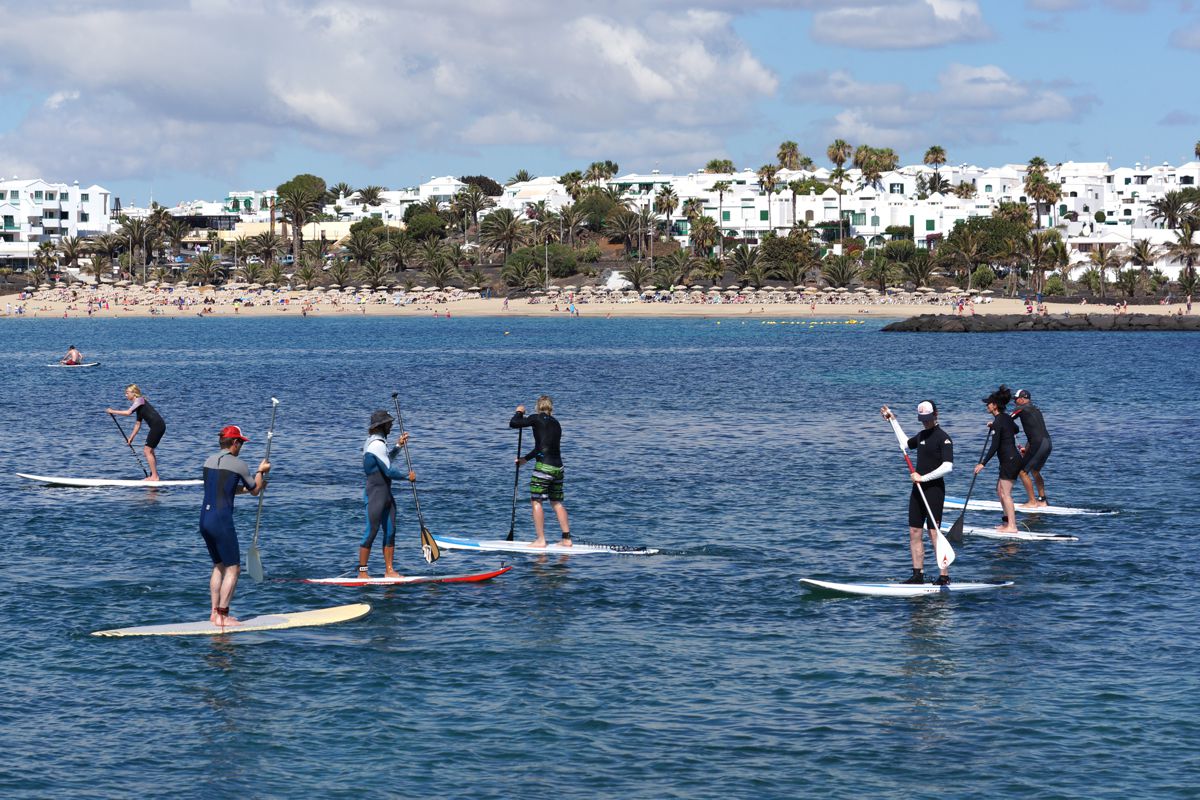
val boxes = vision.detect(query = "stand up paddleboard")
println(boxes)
[303,565,512,587]
[942,523,1078,542]
[92,603,371,637]
[47,362,100,368]
[16,473,202,488]
[800,578,1014,597]
[434,534,659,556]
[944,496,1115,516]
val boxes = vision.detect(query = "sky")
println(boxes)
[0,0,1198,205]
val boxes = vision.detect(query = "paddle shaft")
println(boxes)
[887,416,954,569]
[109,413,149,477]
[249,398,280,551]
[958,430,993,514]
[391,394,427,529]
[507,427,523,541]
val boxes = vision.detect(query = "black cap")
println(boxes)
[368,410,394,430]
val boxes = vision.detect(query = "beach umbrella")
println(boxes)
[465,286,482,291]
[248,282,263,290]
[265,282,278,288]
[822,286,837,293]
[145,280,159,287]
[562,284,577,291]
[979,289,994,295]
[326,283,341,290]
[725,285,741,291]
[116,280,131,287]
[690,285,704,290]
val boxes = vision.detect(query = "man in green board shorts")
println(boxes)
[510,395,570,548]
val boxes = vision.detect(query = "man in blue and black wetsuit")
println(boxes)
[200,425,269,627]
[357,410,414,578]
[510,395,570,548]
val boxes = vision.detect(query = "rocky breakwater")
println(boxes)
[882,313,1200,332]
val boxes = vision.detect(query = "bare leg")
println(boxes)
[1033,470,1046,501]
[209,565,223,624]
[997,479,1019,532]
[357,545,370,579]
[215,564,241,626]
[144,446,160,481]
[908,526,924,569]
[1017,470,1038,507]
[552,502,571,546]
[383,545,401,578]
[529,500,547,547]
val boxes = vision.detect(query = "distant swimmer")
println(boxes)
[200,425,270,626]
[358,410,414,578]
[881,402,953,586]
[975,385,1022,533]
[1012,388,1052,508]
[510,395,570,548]
[106,384,166,481]
[60,345,83,365]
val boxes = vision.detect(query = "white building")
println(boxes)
[0,177,113,270]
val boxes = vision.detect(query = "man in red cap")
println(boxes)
[200,424,270,626]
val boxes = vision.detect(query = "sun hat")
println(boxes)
[369,410,394,430]
[220,424,249,442]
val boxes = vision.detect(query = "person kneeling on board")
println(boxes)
[881,402,953,585]
[358,410,414,578]
[200,425,270,627]
[61,344,83,365]
[975,386,1022,534]
[510,395,570,548]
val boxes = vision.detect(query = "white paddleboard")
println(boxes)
[304,566,512,586]
[943,523,1078,542]
[434,534,659,555]
[47,362,100,368]
[944,496,1115,516]
[16,473,202,487]
[800,578,1014,597]
[92,603,371,637]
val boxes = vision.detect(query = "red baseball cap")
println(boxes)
[220,424,249,442]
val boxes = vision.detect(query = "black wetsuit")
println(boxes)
[1013,404,1052,472]
[907,425,953,529]
[510,412,563,467]
[131,397,166,448]
[982,412,1023,480]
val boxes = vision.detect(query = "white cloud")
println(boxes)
[809,0,992,49]
[43,90,79,110]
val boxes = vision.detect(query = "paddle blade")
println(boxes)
[247,544,265,583]
[420,527,441,564]
[946,516,965,545]
[933,528,956,569]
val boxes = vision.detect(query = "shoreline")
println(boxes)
[2,291,1192,320]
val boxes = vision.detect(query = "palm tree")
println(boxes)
[901,250,936,287]
[861,252,895,292]
[294,259,319,289]
[711,181,732,258]
[329,182,353,203]
[1148,191,1195,230]
[696,256,725,286]
[924,145,947,186]
[757,164,779,233]
[117,216,153,282]
[941,229,986,291]
[357,258,390,289]
[187,253,222,285]
[356,185,385,208]
[1166,224,1200,288]
[277,183,324,262]
[778,140,800,170]
[251,231,287,273]
[681,198,704,226]
[786,180,807,230]
[1027,230,1062,295]
[453,184,495,249]
[344,229,381,272]
[558,203,586,249]
[559,171,585,201]
[690,216,719,257]
[422,258,460,289]
[1088,243,1123,299]
[705,158,735,174]
[635,206,657,261]
[827,138,852,241]
[954,181,977,199]
[654,249,695,288]
[821,253,861,288]
[1126,238,1160,296]
[381,235,418,272]
[623,261,653,292]
[726,244,758,285]
[655,186,679,238]
[1024,157,1061,229]
[57,236,87,279]
[239,260,264,284]
[480,208,529,263]
[223,235,252,277]
[508,169,533,185]
[605,210,641,257]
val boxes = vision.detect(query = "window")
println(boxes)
[984,184,992,193]
[61,211,70,220]
[46,192,56,200]
[81,193,89,202]
[1124,177,1131,185]
[260,198,269,210]
[80,212,89,222]
[34,191,43,200]
[852,212,866,226]
[2,215,13,228]
[722,211,730,221]
[1124,209,1131,216]
[1059,204,1067,215]
[1183,177,1195,185]
[889,183,904,194]
[925,219,935,231]
[759,210,768,221]
[243,199,252,211]
[8,191,15,200]
[870,215,880,227]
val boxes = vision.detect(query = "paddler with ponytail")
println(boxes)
[880,401,954,586]
[358,410,414,578]
[975,385,1022,534]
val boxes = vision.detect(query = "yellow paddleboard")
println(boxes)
[91,603,370,637]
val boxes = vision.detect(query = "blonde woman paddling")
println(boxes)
[510,395,570,548]
[106,384,167,481]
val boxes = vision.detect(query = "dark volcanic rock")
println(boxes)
[882,313,1200,332]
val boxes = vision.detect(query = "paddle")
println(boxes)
[109,412,149,477]
[246,397,279,583]
[391,392,441,563]
[945,429,993,545]
[885,414,956,571]
[506,427,523,541]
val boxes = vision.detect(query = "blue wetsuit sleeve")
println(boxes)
[373,452,407,481]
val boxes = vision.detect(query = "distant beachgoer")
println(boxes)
[200,424,270,627]
[881,402,953,586]
[357,410,415,578]
[106,384,167,481]
[510,396,570,548]
[975,385,1022,533]
[61,345,83,365]
[1013,389,1052,508]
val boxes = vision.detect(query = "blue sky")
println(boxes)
[0,1,1197,205]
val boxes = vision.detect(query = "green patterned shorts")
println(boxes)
[529,462,564,502]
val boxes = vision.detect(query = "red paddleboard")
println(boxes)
[303,565,512,587]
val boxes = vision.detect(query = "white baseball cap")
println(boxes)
[917,401,936,422]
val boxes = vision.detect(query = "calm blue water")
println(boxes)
[1,315,1196,799]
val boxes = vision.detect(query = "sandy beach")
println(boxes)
[1,285,1191,320]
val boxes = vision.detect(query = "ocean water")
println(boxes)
[0,315,1196,799]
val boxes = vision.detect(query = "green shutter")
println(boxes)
[925,219,935,231]
[759,210,768,221]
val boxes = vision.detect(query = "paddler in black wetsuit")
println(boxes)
[510,395,570,548]
[1013,388,1052,508]
[106,383,167,481]
[975,385,1022,533]
[881,401,954,586]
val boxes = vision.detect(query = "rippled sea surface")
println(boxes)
[1,315,1196,799]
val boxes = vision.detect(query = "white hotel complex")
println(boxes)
[2,159,1199,276]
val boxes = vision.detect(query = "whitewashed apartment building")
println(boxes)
[0,178,113,269]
